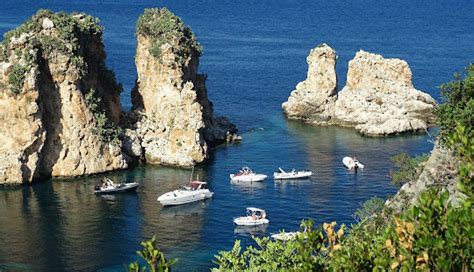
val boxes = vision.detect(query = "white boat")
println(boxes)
[343,157,364,170]
[271,231,301,241]
[157,177,213,207]
[273,168,312,180]
[94,178,138,194]
[230,167,267,182]
[233,207,269,226]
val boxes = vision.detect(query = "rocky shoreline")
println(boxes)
[283,44,437,136]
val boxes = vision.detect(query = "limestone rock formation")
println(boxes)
[282,43,337,123]
[283,46,437,136]
[334,51,437,135]
[0,10,128,184]
[130,8,238,167]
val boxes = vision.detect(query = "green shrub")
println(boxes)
[435,64,474,144]
[85,89,122,145]
[136,8,201,63]
[7,64,28,94]
[353,196,385,222]
[390,152,429,184]
[127,236,177,272]
[213,220,345,271]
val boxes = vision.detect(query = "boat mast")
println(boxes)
[190,166,194,182]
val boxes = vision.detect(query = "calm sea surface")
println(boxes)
[0,0,472,271]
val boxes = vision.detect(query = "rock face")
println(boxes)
[282,43,337,123]
[386,143,463,212]
[283,46,437,135]
[130,8,238,167]
[0,10,127,184]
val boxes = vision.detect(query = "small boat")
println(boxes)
[342,156,364,170]
[233,207,269,226]
[157,169,213,206]
[230,167,267,182]
[94,178,138,194]
[273,168,312,180]
[271,231,301,241]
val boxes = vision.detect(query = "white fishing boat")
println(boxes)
[233,207,269,226]
[271,231,301,241]
[94,178,138,194]
[230,167,267,182]
[273,168,312,180]
[342,156,364,170]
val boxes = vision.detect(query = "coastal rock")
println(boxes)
[386,143,463,212]
[0,10,127,184]
[282,43,337,123]
[131,8,238,167]
[283,47,437,136]
[333,51,437,135]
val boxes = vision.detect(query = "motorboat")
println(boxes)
[230,167,267,182]
[157,180,213,206]
[233,207,269,226]
[94,178,138,194]
[271,231,301,241]
[342,156,364,170]
[157,169,214,206]
[273,168,312,180]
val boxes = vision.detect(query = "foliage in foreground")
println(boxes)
[127,236,176,272]
[212,188,472,271]
[435,63,474,144]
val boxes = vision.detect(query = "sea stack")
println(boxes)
[282,43,337,123]
[130,8,238,167]
[0,10,128,184]
[283,46,437,136]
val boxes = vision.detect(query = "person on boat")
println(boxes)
[252,213,257,221]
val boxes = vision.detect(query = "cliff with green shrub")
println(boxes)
[128,8,239,167]
[0,10,128,184]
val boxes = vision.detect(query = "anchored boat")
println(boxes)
[230,167,267,182]
[94,178,138,194]
[342,157,365,170]
[233,207,269,226]
[273,167,312,180]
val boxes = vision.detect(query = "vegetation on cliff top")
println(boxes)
[136,8,202,64]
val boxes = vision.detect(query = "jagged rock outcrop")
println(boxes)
[282,43,337,123]
[0,10,128,184]
[283,46,437,136]
[129,8,238,167]
[386,143,463,212]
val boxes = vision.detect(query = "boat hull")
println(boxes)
[157,190,213,206]
[230,174,267,182]
[273,171,312,180]
[94,182,139,194]
[233,216,269,226]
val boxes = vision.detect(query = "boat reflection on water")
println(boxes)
[234,224,268,237]
[230,179,265,192]
[158,200,211,219]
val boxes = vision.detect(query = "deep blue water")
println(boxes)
[0,0,472,271]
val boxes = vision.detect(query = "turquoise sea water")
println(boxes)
[0,0,472,271]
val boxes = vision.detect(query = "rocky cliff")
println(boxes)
[0,10,128,184]
[283,46,437,136]
[129,8,238,167]
[386,143,463,212]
